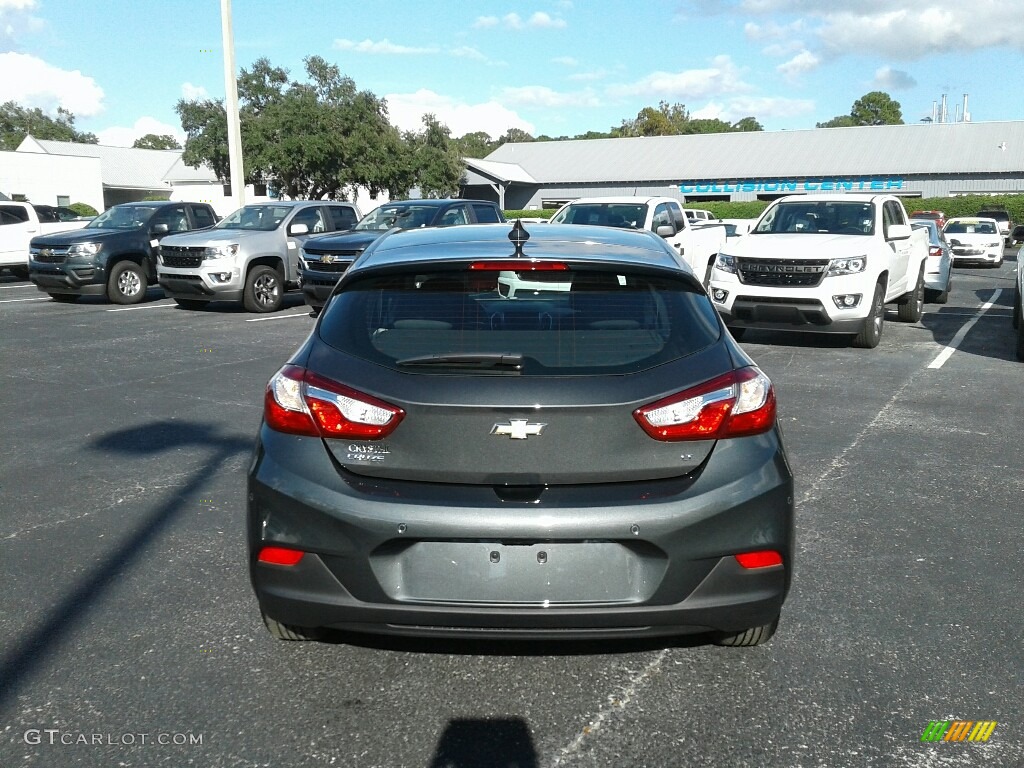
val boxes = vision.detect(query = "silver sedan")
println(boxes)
[910,218,953,303]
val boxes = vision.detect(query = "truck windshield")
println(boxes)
[754,201,875,236]
[215,205,291,231]
[86,206,159,229]
[550,203,647,229]
[354,205,439,231]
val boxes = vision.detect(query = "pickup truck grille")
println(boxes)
[737,258,829,287]
[304,248,362,274]
[305,260,352,274]
[30,247,69,264]
[161,246,204,268]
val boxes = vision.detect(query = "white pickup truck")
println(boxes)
[1,201,89,278]
[709,193,930,348]
[549,196,726,278]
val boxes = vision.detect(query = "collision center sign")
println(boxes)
[679,177,905,194]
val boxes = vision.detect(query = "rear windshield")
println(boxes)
[945,220,997,234]
[318,267,721,375]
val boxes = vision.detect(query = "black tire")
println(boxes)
[9,266,29,280]
[897,266,924,322]
[174,298,210,310]
[728,326,746,341]
[1013,286,1021,330]
[107,260,147,304]
[48,293,79,303]
[934,277,951,305]
[243,265,284,313]
[261,611,319,641]
[853,281,885,348]
[714,617,778,647]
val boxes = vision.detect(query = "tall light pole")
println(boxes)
[220,0,245,209]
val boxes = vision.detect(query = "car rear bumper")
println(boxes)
[248,426,794,639]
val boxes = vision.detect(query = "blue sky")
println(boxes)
[2,0,1023,147]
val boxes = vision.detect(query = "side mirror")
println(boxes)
[886,223,912,240]
[289,222,310,236]
[655,224,675,238]
[152,223,169,234]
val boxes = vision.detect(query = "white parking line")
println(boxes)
[245,313,311,322]
[0,297,48,304]
[927,289,1003,370]
[0,283,38,289]
[106,303,177,312]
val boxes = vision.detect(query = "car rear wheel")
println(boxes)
[243,265,283,313]
[48,293,78,303]
[174,298,210,310]
[108,260,147,304]
[853,281,885,348]
[714,617,778,647]
[897,267,924,322]
[261,611,320,641]
[9,266,29,280]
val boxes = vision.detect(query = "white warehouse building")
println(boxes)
[461,121,1024,210]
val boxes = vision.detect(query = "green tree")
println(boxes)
[682,118,734,135]
[731,117,764,132]
[406,114,465,198]
[497,127,534,145]
[817,92,903,128]
[132,133,181,150]
[0,101,98,150]
[453,131,497,158]
[617,101,691,137]
[176,98,231,181]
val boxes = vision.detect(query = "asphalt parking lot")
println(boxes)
[1,251,1021,768]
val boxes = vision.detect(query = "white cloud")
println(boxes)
[333,38,439,55]
[96,116,184,148]
[385,89,534,139]
[743,19,803,40]
[776,49,820,80]
[0,0,37,9]
[181,82,209,101]
[450,46,487,61]
[0,52,103,115]
[872,66,917,91]
[568,69,608,82]
[606,55,751,99]
[696,95,816,122]
[552,56,578,67]
[472,12,565,30]
[498,85,600,108]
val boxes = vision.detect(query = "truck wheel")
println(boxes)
[243,265,283,313]
[9,266,29,280]
[174,298,210,310]
[48,293,78,303]
[853,281,885,348]
[714,617,778,647]
[897,267,924,323]
[261,611,319,641]
[108,261,148,304]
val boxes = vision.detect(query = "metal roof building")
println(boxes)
[461,121,1024,209]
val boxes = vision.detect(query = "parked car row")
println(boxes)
[2,200,90,280]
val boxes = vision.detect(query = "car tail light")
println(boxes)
[929,246,942,257]
[257,546,305,566]
[735,550,783,569]
[633,367,776,441]
[469,260,569,271]
[264,364,405,439]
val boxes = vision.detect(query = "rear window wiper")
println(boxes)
[396,352,524,371]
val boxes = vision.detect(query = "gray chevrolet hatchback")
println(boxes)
[248,221,794,646]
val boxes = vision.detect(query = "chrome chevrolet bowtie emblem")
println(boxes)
[321,254,336,264]
[491,419,546,439]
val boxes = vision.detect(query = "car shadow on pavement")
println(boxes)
[429,718,538,768]
[0,420,252,715]
[171,293,308,313]
[918,287,1018,363]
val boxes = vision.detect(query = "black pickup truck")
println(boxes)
[299,199,505,314]
[29,201,218,304]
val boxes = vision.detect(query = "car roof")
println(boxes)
[558,196,669,205]
[372,199,492,208]
[775,193,881,203]
[353,222,684,272]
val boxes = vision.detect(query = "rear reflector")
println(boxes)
[633,367,776,441]
[735,551,783,569]
[257,546,305,566]
[469,260,569,271]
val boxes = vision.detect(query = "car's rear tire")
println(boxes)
[108,260,147,304]
[261,611,320,641]
[853,281,885,348]
[9,266,29,280]
[897,267,924,322]
[243,265,283,313]
[48,293,78,303]
[714,617,778,647]
[174,298,210,310]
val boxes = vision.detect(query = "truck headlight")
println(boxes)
[826,256,866,276]
[203,244,239,259]
[715,254,737,274]
[68,242,101,257]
